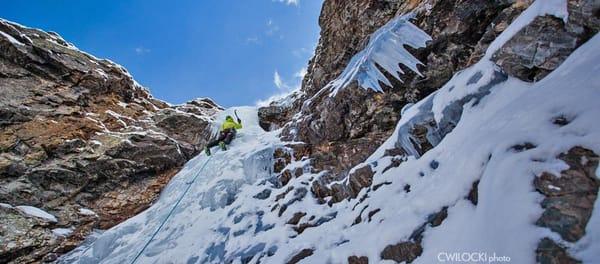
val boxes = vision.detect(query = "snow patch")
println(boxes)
[16,206,58,223]
[53,228,74,237]
[78,208,98,217]
[547,185,561,191]
[431,60,504,123]
[0,30,25,46]
[95,69,108,79]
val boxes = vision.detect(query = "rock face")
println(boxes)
[534,147,599,263]
[492,0,600,81]
[260,0,530,204]
[263,0,600,205]
[0,19,221,262]
[257,0,599,263]
[274,0,536,187]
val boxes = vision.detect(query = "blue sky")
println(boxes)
[1,0,323,107]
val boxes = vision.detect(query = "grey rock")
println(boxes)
[535,147,599,242]
[536,238,581,264]
[380,241,422,263]
[492,0,600,81]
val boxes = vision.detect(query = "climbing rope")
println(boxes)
[130,154,213,264]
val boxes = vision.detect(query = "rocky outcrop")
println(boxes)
[380,241,422,263]
[536,238,581,264]
[492,0,600,81]
[275,0,536,193]
[0,19,221,262]
[258,90,304,131]
[262,0,600,205]
[534,147,599,263]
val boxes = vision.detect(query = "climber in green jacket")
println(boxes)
[204,115,242,156]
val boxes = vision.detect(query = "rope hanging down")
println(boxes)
[130,155,213,264]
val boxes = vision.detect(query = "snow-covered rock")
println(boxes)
[15,206,58,223]
[52,227,74,237]
[78,208,98,217]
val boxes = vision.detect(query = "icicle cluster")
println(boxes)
[328,14,431,95]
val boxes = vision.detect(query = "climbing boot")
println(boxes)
[204,147,211,156]
[219,141,227,151]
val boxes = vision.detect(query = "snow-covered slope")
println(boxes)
[60,107,283,263]
[62,1,599,263]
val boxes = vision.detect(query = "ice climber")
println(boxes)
[204,115,242,156]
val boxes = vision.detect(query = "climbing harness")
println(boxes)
[130,154,214,264]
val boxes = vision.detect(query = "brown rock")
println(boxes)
[535,238,581,264]
[0,18,221,262]
[380,241,422,263]
[534,147,599,242]
[467,180,480,205]
[286,212,307,225]
[348,255,369,264]
[287,248,314,264]
[311,164,374,203]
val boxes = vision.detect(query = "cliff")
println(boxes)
[0,19,221,262]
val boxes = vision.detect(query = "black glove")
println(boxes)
[237,118,242,124]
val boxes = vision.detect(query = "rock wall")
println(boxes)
[0,19,221,263]
[262,0,534,178]
[260,0,599,203]
[256,0,600,263]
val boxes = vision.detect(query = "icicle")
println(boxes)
[326,13,431,96]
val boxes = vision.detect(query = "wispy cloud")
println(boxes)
[257,67,307,106]
[245,36,261,45]
[265,19,280,36]
[273,71,285,90]
[134,47,151,55]
[245,18,283,45]
[273,0,299,6]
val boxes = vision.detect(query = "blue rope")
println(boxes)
[130,155,213,264]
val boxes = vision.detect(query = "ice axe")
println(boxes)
[234,109,241,123]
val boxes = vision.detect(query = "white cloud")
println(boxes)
[134,47,150,55]
[273,0,299,6]
[246,36,261,45]
[273,71,284,90]
[259,67,306,106]
[273,67,306,91]
[265,19,280,36]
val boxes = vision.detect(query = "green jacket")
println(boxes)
[221,116,242,131]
